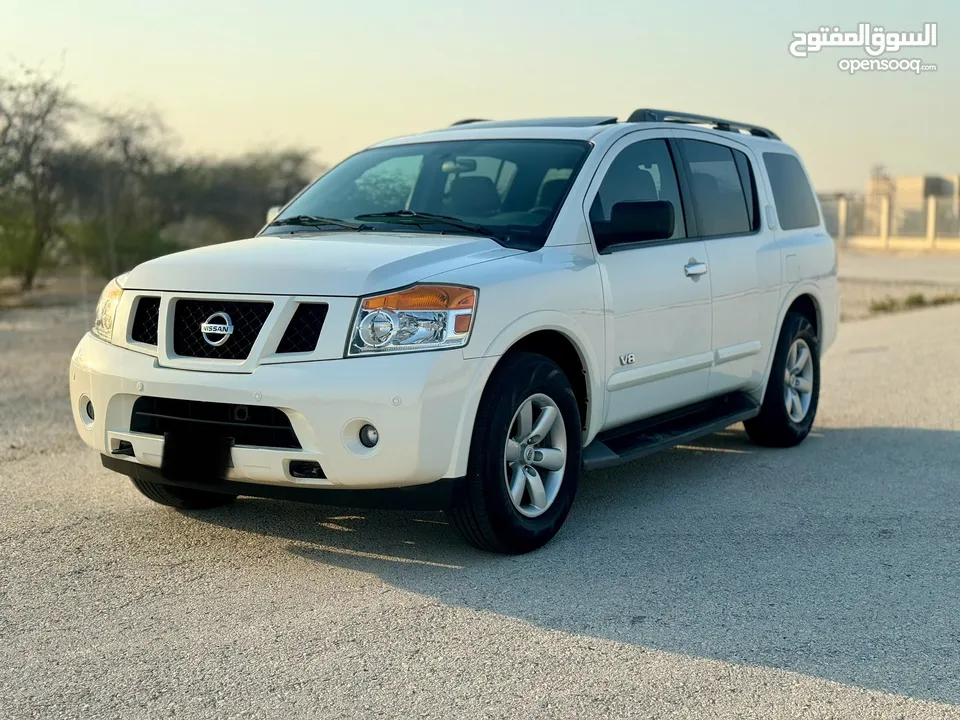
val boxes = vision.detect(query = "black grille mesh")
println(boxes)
[130,297,161,345]
[173,299,272,360]
[277,303,328,354]
[131,396,301,449]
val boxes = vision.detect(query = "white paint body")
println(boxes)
[70,121,838,490]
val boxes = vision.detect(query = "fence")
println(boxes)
[821,195,960,251]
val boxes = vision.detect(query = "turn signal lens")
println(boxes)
[348,285,478,356]
[361,285,476,312]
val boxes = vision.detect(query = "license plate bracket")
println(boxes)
[161,430,234,485]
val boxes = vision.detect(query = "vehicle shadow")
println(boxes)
[193,426,960,705]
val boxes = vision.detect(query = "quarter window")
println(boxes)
[763,152,821,230]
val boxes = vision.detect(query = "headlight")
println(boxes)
[92,277,125,343]
[347,284,477,356]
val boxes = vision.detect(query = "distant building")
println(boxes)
[865,171,956,236]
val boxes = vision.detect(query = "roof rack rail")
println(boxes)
[626,108,780,140]
[448,116,620,128]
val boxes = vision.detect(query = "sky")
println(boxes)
[3,0,957,193]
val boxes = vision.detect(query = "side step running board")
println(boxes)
[581,393,760,471]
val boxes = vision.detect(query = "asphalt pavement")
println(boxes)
[1,302,959,719]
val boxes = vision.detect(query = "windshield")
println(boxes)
[261,139,592,248]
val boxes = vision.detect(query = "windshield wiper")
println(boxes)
[270,214,370,231]
[354,210,496,238]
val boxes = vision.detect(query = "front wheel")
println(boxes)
[744,311,820,448]
[449,352,582,554]
[130,478,236,510]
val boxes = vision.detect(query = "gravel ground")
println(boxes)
[1,302,960,719]
[0,305,92,463]
[836,250,960,320]
[838,279,960,320]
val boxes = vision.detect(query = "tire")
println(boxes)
[130,478,236,510]
[449,352,582,554]
[744,311,820,448]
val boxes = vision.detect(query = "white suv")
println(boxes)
[70,109,838,554]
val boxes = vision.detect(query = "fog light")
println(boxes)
[289,460,325,479]
[359,424,379,448]
[79,395,95,427]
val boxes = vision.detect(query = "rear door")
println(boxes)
[670,132,782,395]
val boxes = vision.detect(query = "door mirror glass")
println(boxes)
[266,205,283,224]
[598,200,675,248]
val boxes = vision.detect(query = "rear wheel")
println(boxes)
[744,311,820,448]
[450,352,582,554]
[130,478,236,510]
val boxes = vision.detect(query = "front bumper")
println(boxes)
[70,333,497,490]
[100,454,461,510]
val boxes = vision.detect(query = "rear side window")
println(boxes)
[679,139,756,237]
[763,152,821,230]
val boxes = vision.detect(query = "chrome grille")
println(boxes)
[172,299,272,360]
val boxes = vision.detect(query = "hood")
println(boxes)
[123,232,524,296]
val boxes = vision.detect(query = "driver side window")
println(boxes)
[589,139,686,252]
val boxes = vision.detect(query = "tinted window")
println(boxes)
[763,152,821,230]
[267,139,591,249]
[589,139,685,250]
[733,149,760,231]
[680,139,752,237]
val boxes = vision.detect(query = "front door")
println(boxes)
[585,133,713,430]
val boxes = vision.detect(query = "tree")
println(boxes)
[0,196,34,278]
[167,150,320,239]
[0,66,77,289]
[56,109,178,277]
[1,63,324,284]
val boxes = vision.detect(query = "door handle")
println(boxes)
[684,261,708,277]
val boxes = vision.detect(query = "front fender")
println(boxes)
[466,310,606,445]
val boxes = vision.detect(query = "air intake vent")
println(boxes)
[131,396,301,449]
[277,303,328,354]
[130,297,161,345]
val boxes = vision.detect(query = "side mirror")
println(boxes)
[594,200,675,251]
[609,200,675,243]
[266,205,283,224]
